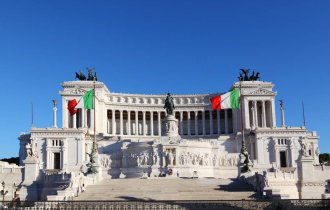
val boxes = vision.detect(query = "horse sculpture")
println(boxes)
[75,71,86,80]
[164,93,175,115]
[87,68,98,81]
[238,69,260,81]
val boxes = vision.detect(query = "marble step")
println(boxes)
[74,178,255,201]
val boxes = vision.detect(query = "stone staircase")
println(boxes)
[74,178,256,201]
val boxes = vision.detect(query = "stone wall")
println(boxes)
[0,161,22,201]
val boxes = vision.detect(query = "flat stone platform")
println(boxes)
[74,178,256,201]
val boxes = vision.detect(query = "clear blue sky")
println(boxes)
[0,0,329,158]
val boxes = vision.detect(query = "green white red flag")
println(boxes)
[210,88,240,111]
[67,89,94,115]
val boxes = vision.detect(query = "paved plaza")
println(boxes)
[74,178,256,201]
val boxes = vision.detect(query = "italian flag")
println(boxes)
[210,88,240,111]
[67,89,94,115]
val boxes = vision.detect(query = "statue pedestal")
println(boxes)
[296,155,323,199]
[23,157,40,185]
[21,157,41,201]
[164,115,179,137]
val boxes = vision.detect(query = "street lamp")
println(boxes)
[1,181,8,204]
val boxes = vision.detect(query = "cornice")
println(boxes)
[30,128,85,137]
[106,104,213,111]
[232,81,274,89]
[253,127,308,136]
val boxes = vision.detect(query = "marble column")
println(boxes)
[150,111,154,136]
[142,111,146,136]
[179,111,183,135]
[120,110,123,135]
[202,111,206,135]
[224,109,228,134]
[62,99,69,128]
[112,109,116,135]
[194,111,198,135]
[209,110,213,135]
[271,99,276,127]
[127,110,131,135]
[53,105,57,128]
[250,106,255,128]
[187,111,191,135]
[243,98,250,129]
[253,101,258,127]
[80,109,84,128]
[107,119,110,134]
[84,109,87,128]
[73,114,76,129]
[135,111,139,136]
[262,100,266,128]
[157,111,161,136]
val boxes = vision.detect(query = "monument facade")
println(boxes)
[11,71,330,200]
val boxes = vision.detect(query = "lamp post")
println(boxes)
[1,181,8,204]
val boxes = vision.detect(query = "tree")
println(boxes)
[0,157,19,165]
[319,153,330,164]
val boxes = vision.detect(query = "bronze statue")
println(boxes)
[75,68,98,81]
[75,70,86,80]
[238,73,243,81]
[87,68,95,81]
[255,72,260,80]
[249,71,255,80]
[238,69,260,81]
[240,69,250,81]
[164,93,175,115]
[94,72,98,81]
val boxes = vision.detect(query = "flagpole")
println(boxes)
[31,103,34,128]
[93,76,96,152]
[239,81,245,150]
[302,100,306,127]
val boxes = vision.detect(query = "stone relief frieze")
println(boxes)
[31,131,84,137]
[100,151,122,169]
[69,88,87,95]
[178,152,239,167]
[245,88,276,96]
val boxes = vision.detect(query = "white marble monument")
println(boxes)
[0,70,326,201]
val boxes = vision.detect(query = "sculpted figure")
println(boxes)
[87,68,94,81]
[255,72,260,80]
[32,142,39,158]
[26,143,33,157]
[315,146,320,156]
[164,93,175,115]
[75,70,86,80]
[86,68,98,81]
[238,73,243,81]
[137,155,141,166]
[240,69,250,81]
[300,140,310,157]
[249,71,255,80]
[263,171,269,188]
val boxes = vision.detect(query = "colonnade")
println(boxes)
[67,108,94,130]
[247,100,275,128]
[106,109,235,136]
